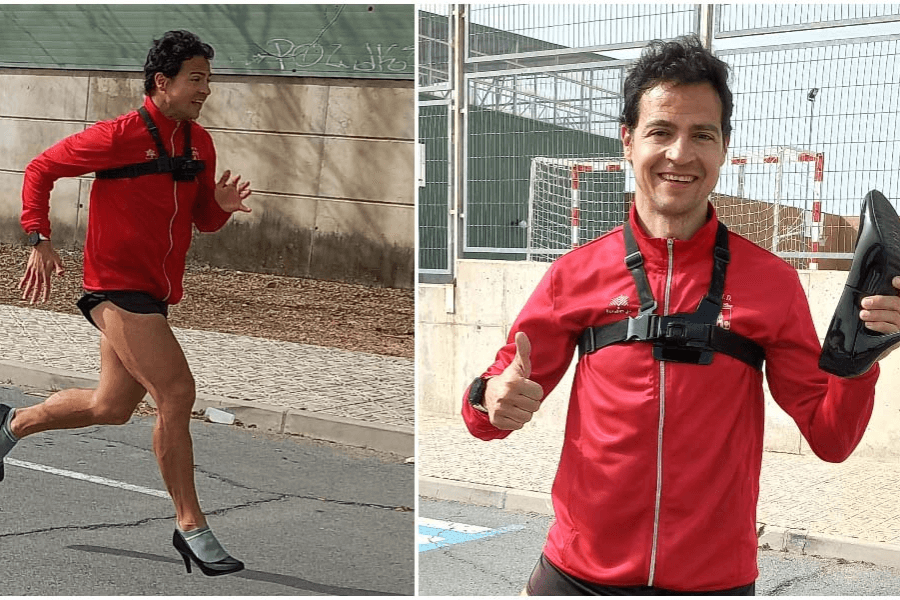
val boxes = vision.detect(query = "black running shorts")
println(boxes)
[76,290,169,329]
[525,554,756,596]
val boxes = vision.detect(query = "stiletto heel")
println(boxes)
[179,549,192,573]
[172,528,244,576]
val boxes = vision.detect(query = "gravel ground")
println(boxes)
[0,243,414,359]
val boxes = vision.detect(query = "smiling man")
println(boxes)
[622,80,727,240]
[461,36,900,595]
[0,31,249,577]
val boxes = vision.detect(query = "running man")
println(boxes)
[1,30,249,576]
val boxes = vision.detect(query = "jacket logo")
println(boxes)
[145,149,199,159]
[603,293,735,326]
[606,294,631,314]
[717,296,733,329]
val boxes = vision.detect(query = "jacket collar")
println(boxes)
[627,202,720,269]
[142,95,186,142]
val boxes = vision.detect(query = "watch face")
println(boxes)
[27,232,40,246]
[467,376,487,406]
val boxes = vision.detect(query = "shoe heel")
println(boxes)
[180,551,192,574]
[173,530,194,574]
[172,527,244,577]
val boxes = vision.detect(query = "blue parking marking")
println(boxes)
[419,517,524,552]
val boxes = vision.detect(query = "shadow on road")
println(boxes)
[67,545,399,596]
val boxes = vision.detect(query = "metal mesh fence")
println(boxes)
[718,38,900,267]
[419,4,451,90]
[461,5,698,258]
[715,4,900,36]
[418,4,900,275]
[419,102,451,274]
[468,4,697,57]
[464,64,626,255]
[418,5,453,276]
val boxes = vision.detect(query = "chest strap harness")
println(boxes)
[577,221,765,370]
[95,107,205,182]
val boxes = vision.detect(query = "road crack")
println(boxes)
[768,565,830,595]
[0,491,410,541]
[192,464,413,512]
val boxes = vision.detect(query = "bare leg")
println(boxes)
[10,335,146,438]
[90,303,206,531]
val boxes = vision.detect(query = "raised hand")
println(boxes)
[860,275,900,361]
[214,170,252,214]
[484,331,544,430]
[860,276,900,335]
[18,242,65,305]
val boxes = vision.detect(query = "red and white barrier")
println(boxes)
[730,148,825,269]
[569,161,624,248]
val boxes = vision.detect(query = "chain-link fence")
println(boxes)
[716,4,900,268]
[418,5,453,277]
[417,4,900,277]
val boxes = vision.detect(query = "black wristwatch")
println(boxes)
[467,376,490,414]
[26,232,50,246]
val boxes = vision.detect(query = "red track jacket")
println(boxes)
[463,205,877,591]
[21,96,230,304]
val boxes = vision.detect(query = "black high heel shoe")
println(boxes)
[173,528,245,576]
[819,190,900,377]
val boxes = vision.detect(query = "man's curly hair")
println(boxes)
[144,30,214,95]
[621,35,733,139]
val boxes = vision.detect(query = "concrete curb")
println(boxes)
[420,475,553,514]
[757,525,900,570]
[0,359,413,456]
[420,475,900,570]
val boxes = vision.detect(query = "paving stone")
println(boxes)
[0,305,412,428]
[419,411,900,549]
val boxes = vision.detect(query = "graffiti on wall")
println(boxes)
[251,38,415,74]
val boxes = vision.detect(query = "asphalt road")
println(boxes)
[0,386,414,596]
[418,498,900,596]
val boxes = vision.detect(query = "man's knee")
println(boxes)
[152,373,196,416]
[90,397,138,425]
[168,373,196,401]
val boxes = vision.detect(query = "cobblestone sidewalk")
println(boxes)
[419,411,900,547]
[0,304,413,429]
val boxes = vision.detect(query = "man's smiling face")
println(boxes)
[153,55,211,121]
[622,81,728,232]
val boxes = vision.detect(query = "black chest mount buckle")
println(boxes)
[577,221,765,370]
[653,315,716,365]
[95,107,205,182]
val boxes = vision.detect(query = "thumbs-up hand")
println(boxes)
[484,331,544,430]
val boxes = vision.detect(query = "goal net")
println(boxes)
[527,149,825,268]
[717,147,824,269]
[526,157,630,262]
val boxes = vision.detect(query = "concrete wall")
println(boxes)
[0,68,414,289]
[418,261,900,461]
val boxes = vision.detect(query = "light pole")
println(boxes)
[807,87,819,268]
[807,87,819,200]
[807,88,819,142]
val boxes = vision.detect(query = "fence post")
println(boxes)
[450,4,467,281]
[698,4,715,50]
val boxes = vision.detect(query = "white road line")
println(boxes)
[418,517,493,534]
[5,458,170,499]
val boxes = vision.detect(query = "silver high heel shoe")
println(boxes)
[172,526,245,576]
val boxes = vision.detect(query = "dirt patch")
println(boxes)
[0,243,414,359]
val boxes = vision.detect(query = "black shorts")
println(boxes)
[526,554,755,596]
[76,291,169,329]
